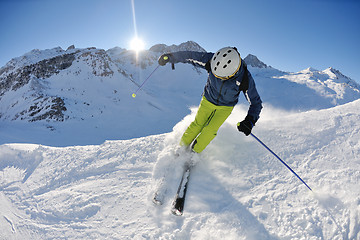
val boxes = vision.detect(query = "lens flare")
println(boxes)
[130,37,145,52]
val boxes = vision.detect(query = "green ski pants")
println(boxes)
[180,96,234,153]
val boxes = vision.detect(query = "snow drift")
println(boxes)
[1,98,360,239]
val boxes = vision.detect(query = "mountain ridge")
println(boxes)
[0,41,359,146]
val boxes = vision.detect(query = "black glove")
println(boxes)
[158,53,172,66]
[237,115,255,136]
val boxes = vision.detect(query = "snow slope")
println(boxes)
[1,98,360,239]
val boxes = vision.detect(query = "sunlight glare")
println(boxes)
[130,37,145,52]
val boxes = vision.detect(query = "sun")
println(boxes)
[130,37,145,52]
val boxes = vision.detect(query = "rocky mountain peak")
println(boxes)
[323,67,350,80]
[243,54,269,68]
[149,41,206,53]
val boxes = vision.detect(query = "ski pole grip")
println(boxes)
[172,63,175,70]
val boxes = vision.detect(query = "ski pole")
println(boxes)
[250,133,313,192]
[132,64,160,98]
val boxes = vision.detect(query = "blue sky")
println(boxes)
[1,0,359,82]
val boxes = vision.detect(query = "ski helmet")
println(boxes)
[210,47,241,80]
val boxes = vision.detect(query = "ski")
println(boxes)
[171,164,192,216]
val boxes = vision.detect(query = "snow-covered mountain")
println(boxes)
[0,41,359,146]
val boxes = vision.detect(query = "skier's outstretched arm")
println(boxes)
[158,51,213,70]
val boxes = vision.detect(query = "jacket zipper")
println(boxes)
[216,81,225,105]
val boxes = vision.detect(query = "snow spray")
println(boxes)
[249,133,348,236]
[132,65,160,98]
[250,133,313,192]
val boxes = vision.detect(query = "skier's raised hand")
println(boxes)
[158,53,172,66]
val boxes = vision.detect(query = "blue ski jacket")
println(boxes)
[169,51,263,123]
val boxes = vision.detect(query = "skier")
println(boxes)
[158,47,263,154]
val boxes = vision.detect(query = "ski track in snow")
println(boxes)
[1,100,360,239]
